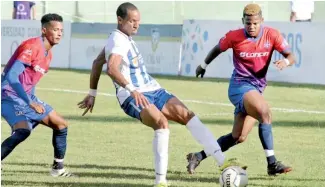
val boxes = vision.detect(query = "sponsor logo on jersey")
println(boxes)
[240,52,270,58]
[34,65,46,74]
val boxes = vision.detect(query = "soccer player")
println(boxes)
[77,2,243,187]
[187,3,293,176]
[1,13,73,177]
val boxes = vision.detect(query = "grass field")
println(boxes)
[1,69,325,187]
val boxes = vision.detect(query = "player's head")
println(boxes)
[116,2,140,36]
[242,4,264,37]
[41,13,63,45]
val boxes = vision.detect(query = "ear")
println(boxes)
[242,17,244,24]
[261,16,264,23]
[117,16,123,25]
[41,27,46,35]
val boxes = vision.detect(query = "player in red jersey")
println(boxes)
[187,4,294,176]
[1,13,74,177]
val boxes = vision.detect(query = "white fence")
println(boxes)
[1,20,325,85]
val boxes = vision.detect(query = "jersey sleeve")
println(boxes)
[104,33,129,61]
[218,31,234,52]
[273,30,291,53]
[15,44,37,66]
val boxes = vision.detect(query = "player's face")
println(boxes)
[242,15,263,37]
[42,21,64,45]
[118,9,140,36]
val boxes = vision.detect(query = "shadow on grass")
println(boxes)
[64,115,325,128]
[49,68,325,91]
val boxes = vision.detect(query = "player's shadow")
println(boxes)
[65,115,138,123]
[4,162,219,184]
[250,176,325,182]
[1,180,154,187]
[49,68,325,91]
[64,114,325,128]
[200,118,325,128]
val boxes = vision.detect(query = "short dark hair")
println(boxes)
[41,13,63,26]
[116,2,138,19]
[243,4,262,17]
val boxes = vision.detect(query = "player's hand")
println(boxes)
[77,95,96,116]
[130,91,150,108]
[196,65,206,78]
[30,102,45,114]
[273,59,289,70]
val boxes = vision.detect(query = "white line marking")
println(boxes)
[37,87,325,115]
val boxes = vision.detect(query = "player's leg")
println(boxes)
[40,110,73,177]
[25,95,73,177]
[1,99,32,161]
[161,95,241,170]
[121,94,170,186]
[186,114,255,174]
[243,90,292,175]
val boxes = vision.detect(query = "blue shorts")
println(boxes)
[228,79,262,115]
[1,95,53,130]
[121,89,174,120]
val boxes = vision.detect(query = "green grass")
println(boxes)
[2,69,325,187]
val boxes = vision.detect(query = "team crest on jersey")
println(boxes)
[264,41,271,49]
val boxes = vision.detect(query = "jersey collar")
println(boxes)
[244,26,264,42]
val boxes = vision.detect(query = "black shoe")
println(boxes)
[267,161,292,176]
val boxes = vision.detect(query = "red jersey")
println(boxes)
[2,37,52,97]
[219,26,290,89]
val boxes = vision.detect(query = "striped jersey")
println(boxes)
[104,29,161,104]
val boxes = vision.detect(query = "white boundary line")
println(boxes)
[37,87,325,115]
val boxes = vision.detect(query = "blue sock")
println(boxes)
[1,129,31,160]
[217,133,238,152]
[52,127,67,167]
[258,123,276,165]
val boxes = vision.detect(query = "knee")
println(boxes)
[182,110,195,125]
[237,135,248,143]
[56,120,68,130]
[258,105,272,124]
[156,115,169,130]
[13,128,31,142]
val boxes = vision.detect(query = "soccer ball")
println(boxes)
[219,166,248,187]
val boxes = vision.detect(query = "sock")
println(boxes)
[52,127,67,167]
[258,123,276,165]
[186,116,225,166]
[1,129,31,160]
[217,133,238,152]
[196,150,207,161]
[153,129,169,184]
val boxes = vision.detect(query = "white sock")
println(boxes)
[186,116,225,166]
[153,129,170,184]
[265,149,275,157]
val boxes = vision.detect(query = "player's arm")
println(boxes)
[106,54,129,88]
[273,30,296,70]
[196,32,232,78]
[5,61,31,105]
[106,54,150,108]
[87,48,106,96]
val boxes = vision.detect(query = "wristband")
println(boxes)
[284,58,290,66]
[201,62,208,69]
[88,89,97,97]
[125,84,136,92]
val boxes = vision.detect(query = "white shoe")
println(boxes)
[50,168,75,177]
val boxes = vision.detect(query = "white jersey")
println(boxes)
[104,29,161,105]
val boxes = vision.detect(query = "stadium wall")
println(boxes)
[1,20,324,85]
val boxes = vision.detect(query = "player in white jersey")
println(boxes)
[77,2,244,187]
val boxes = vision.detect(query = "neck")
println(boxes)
[42,36,53,51]
[117,26,129,36]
